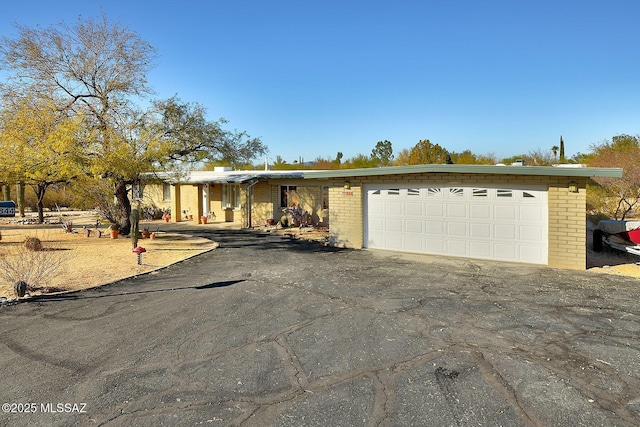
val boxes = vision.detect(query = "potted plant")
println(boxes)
[141,227,151,239]
[109,224,119,239]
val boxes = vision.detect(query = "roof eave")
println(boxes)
[302,164,623,179]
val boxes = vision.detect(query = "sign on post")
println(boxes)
[0,201,16,217]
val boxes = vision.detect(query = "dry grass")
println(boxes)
[0,221,217,299]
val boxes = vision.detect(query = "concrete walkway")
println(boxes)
[0,224,639,426]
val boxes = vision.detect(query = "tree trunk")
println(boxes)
[114,180,132,235]
[34,182,48,224]
[16,182,25,217]
[2,184,10,201]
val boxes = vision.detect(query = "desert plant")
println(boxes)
[24,236,43,252]
[130,209,140,248]
[0,240,69,293]
[13,280,27,298]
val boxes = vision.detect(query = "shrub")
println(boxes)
[24,237,43,252]
[0,240,69,293]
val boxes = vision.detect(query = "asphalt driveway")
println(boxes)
[1,224,639,426]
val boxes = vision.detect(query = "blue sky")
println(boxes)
[1,1,639,163]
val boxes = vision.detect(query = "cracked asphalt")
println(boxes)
[1,224,639,426]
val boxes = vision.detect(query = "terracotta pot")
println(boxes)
[150,232,156,239]
[201,216,207,224]
[110,229,119,239]
[164,216,170,223]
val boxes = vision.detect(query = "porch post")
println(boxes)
[170,184,181,222]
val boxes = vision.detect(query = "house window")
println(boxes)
[497,189,513,198]
[322,186,329,210]
[280,185,298,208]
[132,183,144,201]
[163,184,171,202]
[222,183,241,209]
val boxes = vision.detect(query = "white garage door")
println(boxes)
[365,185,548,264]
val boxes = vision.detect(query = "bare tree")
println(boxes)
[1,15,265,233]
[0,15,156,233]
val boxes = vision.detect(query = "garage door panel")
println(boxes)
[368,217,383,232]
[368,201,384,215]
[404,237,424,252]
[470,241,491,258]
[495,206,516,220]
[519,205,544,221]
[426,239,445,253]
[426,221,445,235]
[447,222,467,236]
[384,218,403,232]
[519,246,545,263]
[447,204,467,217]
[405,219,423,234]
[426,204,444,217]
[365,185,547,265]
[495,224,516,239]
[385,235,404,250]
[386,204,403,215]
[494,243,517,260]
[404,202,423,216]
[470,223,491,238]
[447,239,467,255]
[520,225,544,241]
[469,204,491,219]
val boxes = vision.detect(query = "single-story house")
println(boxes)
[142,164,622,270]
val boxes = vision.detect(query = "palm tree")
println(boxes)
[551,145,559,162]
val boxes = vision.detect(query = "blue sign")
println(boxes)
[0,201,16,217]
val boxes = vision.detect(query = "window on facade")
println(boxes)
[523,191,536,198]
[132,183,144,201]
[163,184,171,202]
[280,185,298,208]
[497,189,513,198]
[449,188,464,197]
[387,189,400,196]
[472,188,488,197]
[408,188,420,196]
[322,186,329,210]
[427,188,442,197]
[222,183,241,209]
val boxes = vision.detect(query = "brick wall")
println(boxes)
[328,183,363,248]
[547,177,587,269]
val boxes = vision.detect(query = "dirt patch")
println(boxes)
[0,212,217,300]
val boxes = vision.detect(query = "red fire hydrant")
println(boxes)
[132,246,146,265]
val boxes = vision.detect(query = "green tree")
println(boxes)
[371,140,394,166]
[448,150,495,165]
[402,139,451,165]
[343,154,376,169]
[1,16,264,233]
[0,94,82,223]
